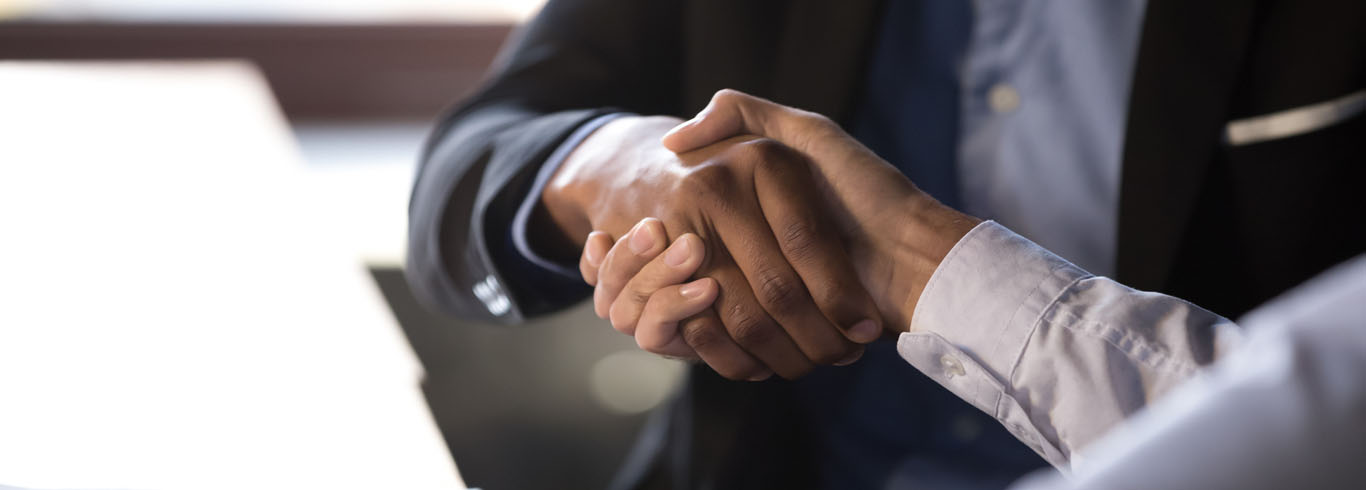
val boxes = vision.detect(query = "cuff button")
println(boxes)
[940,354,966,378]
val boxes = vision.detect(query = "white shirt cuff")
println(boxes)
[897,220,1090,468]
[906,220,1091,394]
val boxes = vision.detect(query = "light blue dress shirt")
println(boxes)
[956,0,1147,276]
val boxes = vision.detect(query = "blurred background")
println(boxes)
[0,1,685,489]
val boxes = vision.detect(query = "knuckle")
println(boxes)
[679,164,736,198]
[791,113,841,150]
[608,309,634,335]
[713,88,742,104]
[623,286,653,309]
[733,323,779,348]
[614,292,644,318]
[738,137,792,164]
[593,290,611,319]
[779,218,823,263]
[809,281,857,313]
[802,112,837,131]
[636,332,664,352]
[681,318,723,350]
[596,265,624,292]
[755,271,804,315]
[726,307,780,348]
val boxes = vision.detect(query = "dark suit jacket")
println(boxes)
[406,1,1366,488]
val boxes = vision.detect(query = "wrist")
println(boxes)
[541,115,683,242]
[540,160,595,246]
[530,117,631,262]
[540,115,637,244]
[880,193,981,331]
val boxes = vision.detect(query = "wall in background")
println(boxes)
[0,22,513,120]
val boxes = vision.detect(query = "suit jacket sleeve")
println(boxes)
[405,0,683,325]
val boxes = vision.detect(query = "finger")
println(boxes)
[594,217,667,321]
[609,233,706,335]
[707,168,861,368]
[704,252,822,378]
[579,231,613,286]
[751,142,884,343]
[634,277,717,358]
[662,89,832,155]
[678,309,771,381]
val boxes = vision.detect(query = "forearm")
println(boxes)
[874,197,982,330]
[896,220,1242,468]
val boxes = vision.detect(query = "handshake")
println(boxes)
[544,90,979,380]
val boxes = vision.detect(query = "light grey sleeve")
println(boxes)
[896,221,1242,469]
[1010,255,1366,490]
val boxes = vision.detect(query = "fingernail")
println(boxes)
[664,236,692,267]
[849,319,880,343]
[679,279,708,298]
[748,369,773,382]
[835,349,864,366]
[629,222,657,255]
[585,234,607,267]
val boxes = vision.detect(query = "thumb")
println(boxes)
[661,89,798,153]
[662,89,892,181]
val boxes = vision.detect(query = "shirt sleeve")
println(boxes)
[1008,255,1366,490]
[896,220,1244,469]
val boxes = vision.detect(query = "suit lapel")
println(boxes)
[1116,0,1258,291]
[772,0,882,122]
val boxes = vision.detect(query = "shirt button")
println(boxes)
[940,354,966,378]
[988,83,1021,113]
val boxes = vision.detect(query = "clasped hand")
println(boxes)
[550,90,978,380]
